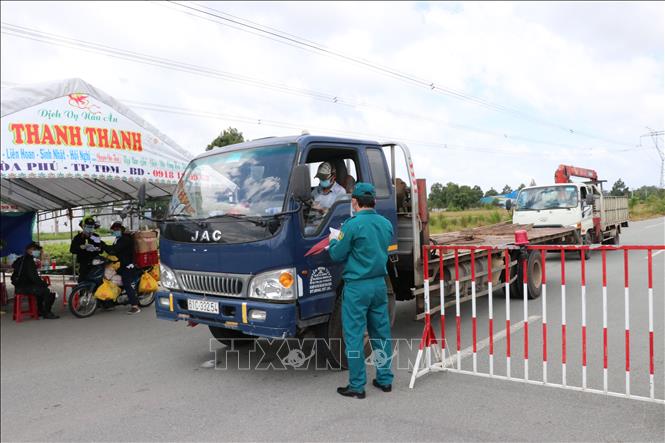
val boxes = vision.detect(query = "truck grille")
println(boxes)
[175,270,247,297]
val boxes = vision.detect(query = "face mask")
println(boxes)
[84,226,94,234]
[319,179,331,189]
[31,250,41,258]
[112,230,122,238]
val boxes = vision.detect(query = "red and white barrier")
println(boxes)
[409,243,664,404]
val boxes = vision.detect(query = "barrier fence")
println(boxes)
[409,243,664,405]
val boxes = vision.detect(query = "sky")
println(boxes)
[1,1,663,193]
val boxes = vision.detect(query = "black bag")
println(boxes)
[10,256,25,286]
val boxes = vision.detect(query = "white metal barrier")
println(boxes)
[409,244,663,405]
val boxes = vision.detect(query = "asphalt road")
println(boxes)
[1,218,664,442]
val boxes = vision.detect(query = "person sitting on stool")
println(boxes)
[11,242,59,319]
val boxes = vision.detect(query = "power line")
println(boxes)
[162,0,640,149]
[1,22,640,155]
[119,99,644,159]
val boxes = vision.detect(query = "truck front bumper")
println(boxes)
[155,290,297,338]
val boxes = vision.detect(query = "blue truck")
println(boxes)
[154,134,576,365]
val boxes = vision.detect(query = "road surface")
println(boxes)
[1,217,663,441]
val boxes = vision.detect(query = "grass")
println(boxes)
[35,228,112,241]
[629,196,665,221]
[429,207,512,234]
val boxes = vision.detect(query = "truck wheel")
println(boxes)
[325,284,396,370]
[514,251,543,299]
[208,326,256,347]
[611,231,620,245]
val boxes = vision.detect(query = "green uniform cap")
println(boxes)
[352,182,376,198]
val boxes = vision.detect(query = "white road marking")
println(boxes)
[642,220,665,230]
[443,315,541,367]
[644,250,664,259]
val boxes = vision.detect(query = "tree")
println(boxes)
[206,127,245,151]
[501,185,513,195]
[472,185,484,202]
[518,183,526,190]
[485,188,498,197]
[610,179,630,197]
[428,182,445,208]
[428,182,482,210]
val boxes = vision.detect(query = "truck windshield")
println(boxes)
[169,144,297,219]
[516,185,578,210]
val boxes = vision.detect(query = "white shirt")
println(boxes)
[312,182,346,209]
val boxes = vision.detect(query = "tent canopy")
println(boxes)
[1,78,192,211]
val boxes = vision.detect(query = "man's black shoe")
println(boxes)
[42,312,60,319]
[372,379,392,392]
[336,386,365,399]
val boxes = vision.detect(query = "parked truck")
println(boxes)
[511,165,629,256]
[154,135,582,365]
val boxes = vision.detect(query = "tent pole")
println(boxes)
[36,213,40,242]
[69,208,75,279]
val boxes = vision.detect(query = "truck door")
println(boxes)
[580,185,594,234]
[296,145,361,320]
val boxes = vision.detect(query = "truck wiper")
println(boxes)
[198,213,267,226]
[259,206,301,218]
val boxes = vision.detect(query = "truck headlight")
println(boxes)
[249,268,297,302]
[160,263,180,290]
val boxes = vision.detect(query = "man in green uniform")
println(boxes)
[329,182,394,399]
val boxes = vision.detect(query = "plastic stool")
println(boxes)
[41,275,51,286]
[63,282,77,307]
[13,293,40,323]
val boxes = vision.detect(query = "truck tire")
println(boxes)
[514,251,543,299]
[325,281,396,370]
[208,326,256,347]
[611,231,620,245]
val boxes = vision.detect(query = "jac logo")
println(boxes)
[191,230,222,242]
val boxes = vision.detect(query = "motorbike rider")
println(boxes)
[102,221,141,315]
[70,217,103,281]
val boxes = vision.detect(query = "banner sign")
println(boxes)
[1,93,188,184]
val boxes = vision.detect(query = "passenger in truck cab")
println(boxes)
[303,161,349,236]
[311,161,346,213]
[555,187,576,207]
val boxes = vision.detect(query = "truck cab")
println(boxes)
[513,183,596,232]
[155,135,420,355]
[512,181,627,244]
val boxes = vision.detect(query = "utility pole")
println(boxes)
[641,128,664,188]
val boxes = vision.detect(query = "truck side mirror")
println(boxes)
[137,183,146,208]
[585,193,594,205]
[290,165,312,203]
[505,199,512,211]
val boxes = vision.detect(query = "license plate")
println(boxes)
[187,299,219,314]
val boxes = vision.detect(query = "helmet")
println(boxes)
[79,217,100,229]
[110,221,126,232]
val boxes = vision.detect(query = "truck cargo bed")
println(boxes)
[430,222,577,248]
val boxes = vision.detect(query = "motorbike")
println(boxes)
[68,255,156,318]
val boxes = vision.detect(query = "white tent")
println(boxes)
[1,78,192,211]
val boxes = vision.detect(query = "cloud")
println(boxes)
[1,1,662,192]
